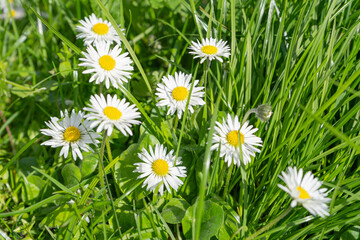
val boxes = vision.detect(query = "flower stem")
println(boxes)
[98,133,107,240]
[222,162,234,199]
[246,207,292,240]
[240,159,248,238]
[104,137,122,238]
[99,133,107,191]
[242,108,257,124]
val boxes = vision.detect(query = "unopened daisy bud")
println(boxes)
[255,104,272,121]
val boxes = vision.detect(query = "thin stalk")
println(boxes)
[245,207,292,240]
[216,161,227,194]
[240,159,248,238]
[194,94,221,240]
[189,0,204,39]
[174,64,199,165]
[104,138,122,238]
[222,162,234,199]
[99,134,107,190]
[99,133,107,240]
[242,109,257,124]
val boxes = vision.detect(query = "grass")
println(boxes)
[0,0,360,239]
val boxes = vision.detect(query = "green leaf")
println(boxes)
[149,0,164,9]
[29,7,81,54]
[161,198,190,224]
[59,61,72,77]
[61,163,81,187]
[114,133,159,200]
[0,165,9,184]
[114,144,143,200]
[182,199,224,240]
[211,195,240,240]
[21,175,46,202]
[340,226,360,240]
[111,201,137,233]
[80,152,99,178]
[39,205,76,228]
[19,157,39,176]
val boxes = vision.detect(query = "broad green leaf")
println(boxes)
[114,133,159,200]
[161,198,190,224]
[114,143,143,200]
[21,175,46,202]
[19,157,39,176]
[80,152,98,178]
[0,165,9,184]
[94,224,116,240]
[212,195,240,240]
[340,226,360,240]
[182,199,224,240]
[61,163,81,187]
[59,61,72,77]
[39,205,76,228]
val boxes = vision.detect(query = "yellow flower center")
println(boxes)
[152,159,169,176]
[92,23,109,35]
[103,106,122,120]
[63,126,81,142]
[297,186,311,199]
[201,45,218,55]
[172,86,189,101]
[99,55,116,71]
[226,130,244,147]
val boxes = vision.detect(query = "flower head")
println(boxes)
[40,109,100,160]
[76,13,123,46]
[83,94,141,136]
[278,167,331,218]
[134,144,187,195]
[155,72,205,118]
[211,114,263,166]
[255,104,273,122]
[79,42,133,89]
[188,38,230,64]
[0,0,25,20]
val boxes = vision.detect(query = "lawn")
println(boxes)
[0,0,359,239]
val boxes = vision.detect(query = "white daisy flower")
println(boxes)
[83,94,141,136]
[211,114,263,166]
[188,38,230,64]
[278,167,331,218]
[0,0,25,20]
[40,109,100,160]
[155,72,205,118]
[134,144,187,196]
[79,42,133,89]
[76,13,123,46]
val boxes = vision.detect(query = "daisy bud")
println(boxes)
[255,104,273,122]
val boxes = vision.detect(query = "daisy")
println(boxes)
[40,109,100,160]
[155,72,205,118]
[76,13,122,46]
[83,94,141,136]
[79,42,133,89]
[188,38,230,64]
[278,167,331,218]
[211,114,263,166]
[0,0,25,20]
[134,144,187,195]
